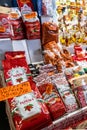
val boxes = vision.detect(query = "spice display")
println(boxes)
[34,73,66,120]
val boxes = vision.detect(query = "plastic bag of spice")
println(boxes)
[0,13,11,38]
[6,82,52,130]
[9,8,25,40]
[22,12,40,39]
[2,57,32,85]
[37,78,66,120]
[42,22,58,45]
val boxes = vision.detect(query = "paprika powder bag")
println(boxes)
[2,57,32,86]
[6,81,52,130]
[23,12,40,39]
[42,22,58,45]
[3,57,52,129]
[5,51,25,60]
[38,82,66,120]
[7,90,52,130]
[0,13,11,38]
[9,8,25,40]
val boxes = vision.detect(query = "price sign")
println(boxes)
[0,82,31,101]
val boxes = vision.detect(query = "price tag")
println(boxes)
[10,13,19,19]
[24,12,37,19]
[0,26,6,33]
[0,82,31,101]
[20,0,30,3]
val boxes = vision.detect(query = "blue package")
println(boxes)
[37,0,42,16]
[12,0,18,7]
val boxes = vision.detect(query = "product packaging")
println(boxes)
[0,13,11,38]
[22,11,40,39]
[73,75,87,107]
[9,8,25,40]
[51,73,78,113]
[42,0,56,16]
[2,57,32,86]
[34,73,66,120]
[42,22,58,45]
[17,0,34,13]
[6,83,52,130]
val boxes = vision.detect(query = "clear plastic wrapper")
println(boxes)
[9,8,25,40]
[6,83,52,130]
[2,57,32,86]
[0,13,11,38]
[42,22,58,45]
[22,12,40,39]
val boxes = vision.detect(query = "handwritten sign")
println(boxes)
[0,82,31,101]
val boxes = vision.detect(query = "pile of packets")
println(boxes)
[2,51,52,130]
[0,5,40,40]
[1,50,87,129]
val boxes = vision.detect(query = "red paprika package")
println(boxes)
[37,81,66,120]
[23,12,40,39]
[0,13,11,38]
[5,51,25,60]
[9,8,25,40]
[7,83,52,130]
[17,0,34,12]
[2,57,32,86]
